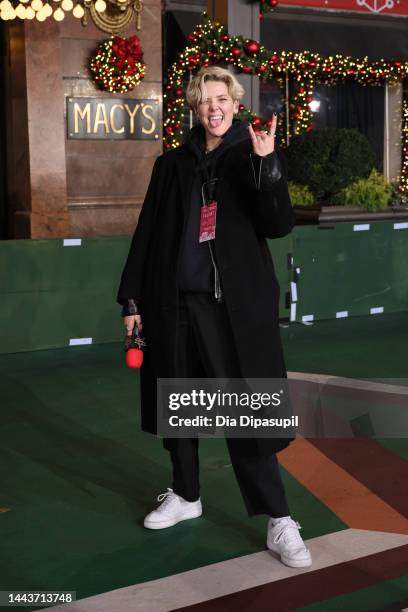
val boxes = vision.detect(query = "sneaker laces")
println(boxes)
[156,488,178,510]
[273,519,305,548]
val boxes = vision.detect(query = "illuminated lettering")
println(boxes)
[124,103,140,134]
[73,102,91,133]
[110,104,125,134]
[141,105,156,135]
[93,103,110,133]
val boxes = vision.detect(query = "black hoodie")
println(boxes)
[178,119,250,294]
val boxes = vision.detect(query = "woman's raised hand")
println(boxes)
[248,113,277,157]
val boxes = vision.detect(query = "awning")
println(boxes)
[261,8,408,62]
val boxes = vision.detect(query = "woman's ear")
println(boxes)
[233,100,240,115]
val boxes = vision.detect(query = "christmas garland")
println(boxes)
[90,35,146,94]
[259,0,278,18]
[163,13,408,193]
[401,99,408,197]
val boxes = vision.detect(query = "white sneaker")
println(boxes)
[267,517,312,568]
[143,488,202,529]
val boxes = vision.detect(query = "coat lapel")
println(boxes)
[174,149,197,214]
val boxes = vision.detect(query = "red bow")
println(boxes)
[112,35,143,65]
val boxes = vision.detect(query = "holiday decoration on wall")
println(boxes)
[259,0,279,18]
[0,0,145,28]
[90,35,145,93]
[0,0,104,23]
[163,13,407,193]
[401,99,408,197]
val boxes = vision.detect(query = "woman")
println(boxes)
[117,66,312,569]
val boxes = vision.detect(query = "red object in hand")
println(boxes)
[124,323,146,369]
[126,348,144,369]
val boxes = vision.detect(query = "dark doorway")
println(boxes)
[0,22,9,239]
[312,81,385,171]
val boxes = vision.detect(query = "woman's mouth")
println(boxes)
[208,115,223,128]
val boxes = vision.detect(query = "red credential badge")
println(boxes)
[199,200,217,243]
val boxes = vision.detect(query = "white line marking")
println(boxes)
[290,282,298,302]
[336,311,348,318]
[353,224,370,232]
[69,338,92,346]
[63,238,82,246]
[44,529,408,612]
[288,371,408,396]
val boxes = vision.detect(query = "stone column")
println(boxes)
[8,20,69,239]
[6,0,162,238]
[207,0,260,113]
[384,81,403,183]
[62,0,162,236]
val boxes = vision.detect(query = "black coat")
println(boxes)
[117,122,296,457]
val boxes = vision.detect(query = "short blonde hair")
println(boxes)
[186,66,245,111]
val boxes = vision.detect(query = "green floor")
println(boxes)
[0,313,407,610]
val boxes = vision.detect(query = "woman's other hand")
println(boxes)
[124,314,143,336]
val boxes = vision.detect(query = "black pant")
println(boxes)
[163,292,290,518]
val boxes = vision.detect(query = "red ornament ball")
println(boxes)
[252,116,262,127]
[231,47,242,58]
[241,66,253,74]
[175,88,183,97]
[244,40,260,55]
[165,126,173,135]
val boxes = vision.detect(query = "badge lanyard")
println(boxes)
[199,156,218,244]
[198,154,222,302]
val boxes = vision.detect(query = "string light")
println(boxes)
[53,6,64,19]
[94,0,105,11]
[259,0,278,19]
[72,3,83,17]
[163,12,408,196]
[1,0,104,20]
[400,99,408,196]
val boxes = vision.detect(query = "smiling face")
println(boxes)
[196,80,240,147]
